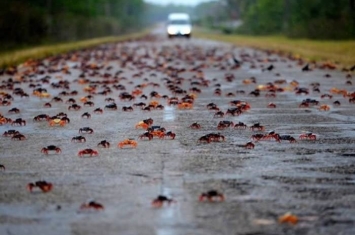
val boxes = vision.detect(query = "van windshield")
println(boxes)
[169,19,190,25]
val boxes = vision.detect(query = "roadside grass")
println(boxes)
[194,30,355,67]
[0,30,150,69]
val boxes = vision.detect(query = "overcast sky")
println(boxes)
[144,0,212,6]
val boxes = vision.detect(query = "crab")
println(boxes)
[11,118,26,126]
[250,123,265,131]
[135,118,153,129]
[11,134,26,140]
[118,139,137,148]
[244,142,255,149]
[178,102,193,110]
[52,97,63,102]
[165,131,176,140]
[214,111,224,118]
[278,212,299,225]
[262,131,281,142]
[41,145,61,154]
[94,108,103,114]
[84,101,95,107]
[8,108,20,114]
[152,195,175,208]
[65,98,76,104]
[318,104,330,111]
[79,127,94,134]
[134,102,146,108]
[68,104,81,111]
[139,132,153,141]
[122,106,133,112]
[234,122,247,129]
[198,135,210,144]
[207,133,225,142]
[225,108,242,116]
[135,121,149,129]
[105,97,115,103]
[49,119,66,126]
[190,122,201,129]
[0,164,5,170]
[61,117,70,123]
[199,190,225,202]
[252,134,265,141]
[81,112,91,118]
[156,104,165,110]
[299,132,316,140]
[267,102,276,108]
[97,140,110,148]
[27,181,53,193]
[217,121,234,130]
[3,130,20,137]
[277,135,297,143]
[33,114,50,121]
[71,136,86,143]
[78,149,98,157]
[80,201,104,210]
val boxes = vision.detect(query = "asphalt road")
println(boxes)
[0,28,355,235]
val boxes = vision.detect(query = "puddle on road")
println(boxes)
[163,106,175,122]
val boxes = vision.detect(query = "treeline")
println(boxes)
[0,0,145,50]
[212,0,355,39]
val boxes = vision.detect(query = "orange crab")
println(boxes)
[149,100,160,108]
[151,130,165,139]
[318,104,330,111]
[278,212,299,225]
[118,139,137,148]
[178,102,193,110]
[49,119,66,126]
[135,121,149,129]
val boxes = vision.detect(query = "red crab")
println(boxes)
[199,190,225,202]
[217,121,234,130]
[79,127,94,134]
[299,132,316,140]
[80,201,104,210]
[3,130,20,137]
[250,123,265,131]
[27,181,53,193]
[139,132,153,141]
[234,122,247,129]
[11,118,26,126]
[244,142,255,149]
[11,134,26,140]
[78,149,98,157]
[41,145,61,154]
[164,131,176,140]
[97,140,110,148]
[152,195,175,208]
[71,136,86,142]
[190,122,201,129]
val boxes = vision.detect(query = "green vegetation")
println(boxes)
[195,30,355,67]
[0,0,145,51]
[199,0,355,40]
[0,30,149,69]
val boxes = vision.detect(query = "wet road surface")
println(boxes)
[0,28,355,235]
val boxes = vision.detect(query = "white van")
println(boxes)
[166,13,192,38]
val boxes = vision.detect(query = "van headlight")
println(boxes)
[167,27,176,35]
[181,28,191,34]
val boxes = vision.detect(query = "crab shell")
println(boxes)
[49,119,66,126]
[299,133,316,140]
[41,147,61,154]
[118,140,137,148]
[78,149,99,157]
[135,121,149,129]
[178,102,193,110]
